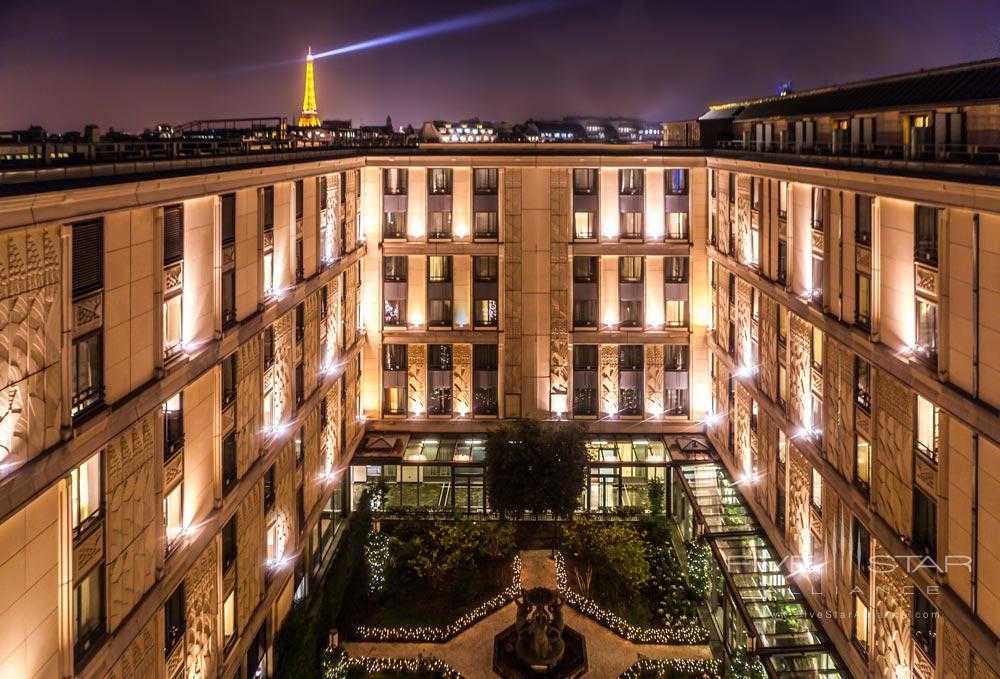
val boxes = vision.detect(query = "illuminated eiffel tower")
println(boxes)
[297,47,321,127]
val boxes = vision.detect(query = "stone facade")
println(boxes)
[873,369,913,539]
[503,169,522,415]
[184,543,218,679]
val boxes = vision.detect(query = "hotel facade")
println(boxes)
[2,58,1000,678]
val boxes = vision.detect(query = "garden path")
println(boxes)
[342,549,713,678]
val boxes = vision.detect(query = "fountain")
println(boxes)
[493,587,587,678]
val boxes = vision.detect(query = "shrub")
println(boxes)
[647,477,665,516]
[562,518,650,599]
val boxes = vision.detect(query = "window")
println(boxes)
[261,186,274,296]
[854,595,870,653]
[572,344,598,417]
[384,210,407,239]
[72,219,104,298]
[619,256,643,327]
[775,487,786,531]
[473,344,499,416]
[384,168,407,195]
[319,175,328,211]
[777,430,787,467]
[221,194,237,326]
[382,345,407,415]
[811,187,824,230]
[262,326,275,371]
[165,584,185,658]
[295,303,305,344]
[71,452,103,536]
[222,516,238,571]
[619,169,644,195]
[223,590,237,649]
[427,256,453,327]
[855,357,871,411]
[664,387,688,416]
[222,432,237,493]
[383,256,407,327]
[573,257,599,328]
[915,206,939,267]
[474,168,498,193]
[666,210,688,240]
[913,487,938,559]
[294,427,303,466]
[618,345,644,416]
[429,168,452,194]
[915,395,940,463]
[777,305,787,345]
[811,253,824,300]
[912,590,937,662]
[811,326,823,372]
[222,352,237,409]
[750,399,759,433]
[473,256,499,328]
[856,195,873,246]
[852,518,871,578]
[163,289,183,357]
[750,177,761,211]
[664,256,688,283]
[473,168,499,238]
[264,466,276,510]
[573,169,598,240]
[915,297,938,364]
[855,435,871,492]
[856,272,872,330]
[73,330,104,416]
[810,468,823,513]
[164,481,183,550]
[294,179,304,220]
[428,344,453,415]
[727,172,735,203]
[776,239,788,285]
[163,204,184,265]
[74,564,105,661]
[778,181,788,219]
[666,169,688,195]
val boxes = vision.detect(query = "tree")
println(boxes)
[484,419,589,520]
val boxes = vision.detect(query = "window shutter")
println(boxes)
[163,205,184,265]
[72,219,104,297]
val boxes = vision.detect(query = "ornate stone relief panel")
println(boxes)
[644,344,663,415]
[304,293,320,397]
[823,337,854,480]
[736,176,751,264]
[549,171,570,400]
[503,169,523,405]
[872,542,912,679]
[453,344,471,415]
[788,315,813,429]
[272,313,294,426]
[236,483,264,633]
[236,335,263,478]
[184,543,219,679]
[758,296,778,401]
[107,612,159,679]
[407,343,426,416]
[874,369,914,538]
[599,345,619,416]
[105,413,157,631]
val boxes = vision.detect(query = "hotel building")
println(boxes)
[0,58,1000,678]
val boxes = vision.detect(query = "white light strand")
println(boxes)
[354,555,522,642]
[553,551,709,644]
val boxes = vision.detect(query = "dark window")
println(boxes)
[73,330,104,416]
[852,518,870,578]
[383,257,407,326]
[473,344,499,416]
[221,353,237,408]
[573,257,599,328]
[619,256,643,327]
[856,195,873,246]
[429,168,452,194]
[856,272,872,330]
[664,256,688,283]
[382,345,407,415]
[263,326,275,370]
[427,256,453,327]
[619,169,644,195]
[913,488,937,559]
[473,256,499,328]
[665,344,689,370]
[74,564,105,662]
[428,344,453,415]
[164,584,185,658]
[163,393,184,459]
[261,186,274,231]
[319,176,328,210]
[915,298,938,364]
[263,466,275,509]
[72,219,104,298]
[222,517,237,571]
[618,345,643,416]
[222,432,237,493]
[295,303,305,344]
[727,172,735,203]
[295,179,304,219]
[572,344,598,416]
[811,187,824,230]
[383,168,407,195]
[295,361,304,407]
[666,169,688,195]
[222,270,236,328]
[295,237,304,283]
[855,357,871,411]
[912,590,937,663]
[221,194,236,245]
[573,169,597,194]
[320,396,328,429]
[474,168,498,194]
[915,206,939,267]
[775,487,786,531]
[163,204,184,265]
[777,240,788,285]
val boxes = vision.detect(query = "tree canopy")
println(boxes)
[484,419,589,520]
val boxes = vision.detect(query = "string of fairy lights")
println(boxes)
[553,551,709,644]
[354,555,522,642]
[343,655,464,678]
[618,657,722,678]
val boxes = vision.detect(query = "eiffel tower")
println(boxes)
[297,47,321,127]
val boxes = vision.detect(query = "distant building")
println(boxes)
[420,119,497,143]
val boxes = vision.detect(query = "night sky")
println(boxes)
[3,0,999,134]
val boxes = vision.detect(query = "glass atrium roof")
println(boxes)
[680,463,759,534]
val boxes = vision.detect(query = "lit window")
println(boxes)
[854,595,869,651]
[163,293,183,357]
[223,590,236,648]
[855,435,871,491]
[74,564,105,661]
[164,482,183,550]
[810,468,822,513]
[915,395,940,463]
[71,452,103,535]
